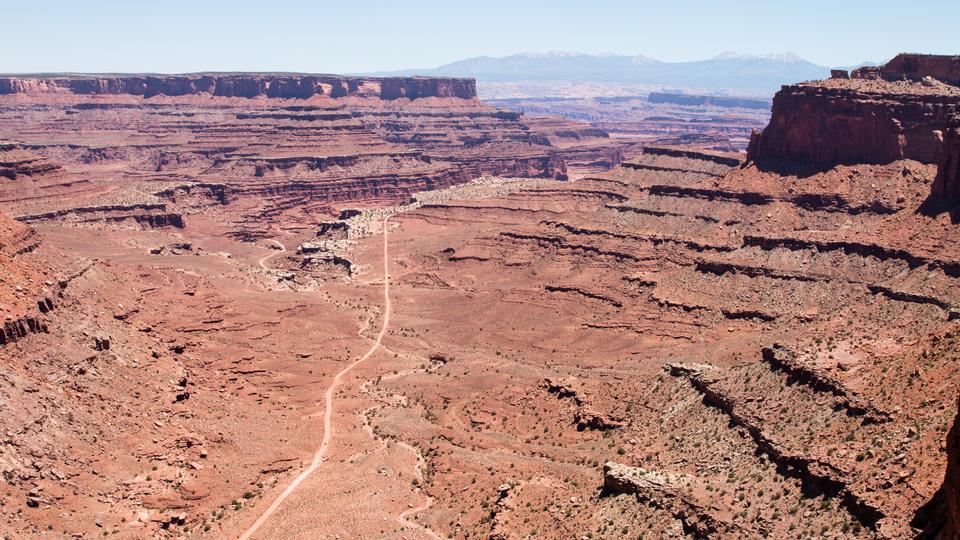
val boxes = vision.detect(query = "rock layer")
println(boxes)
[0,74,477,100]
[747,82,960,166]
[748,55,960,167]
[0,85,566,236]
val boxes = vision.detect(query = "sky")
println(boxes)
[2,0,957,74]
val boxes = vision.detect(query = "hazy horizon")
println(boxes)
[2,0,956,74]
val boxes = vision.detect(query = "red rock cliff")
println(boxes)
[748,54,960,168]
[379,77,476,100]
[882,53,960,86]
[747,81,960,166]
[931,115,960,204]
[0,74,477,100]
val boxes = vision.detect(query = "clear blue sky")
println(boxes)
[3,0,956,73]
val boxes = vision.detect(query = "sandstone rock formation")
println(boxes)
[747,55,960,167]
[0,141,62,180]
[603,462,737,538]
[0,74,476,100]
[930,115,960,205]
[747,81,959,166]
[0,211,51,346]
[881,53,960,86]
[0,78,567,238]
[353,114,960,538]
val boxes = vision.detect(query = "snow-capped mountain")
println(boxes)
[376,51,833,94]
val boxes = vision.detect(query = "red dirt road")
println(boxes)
[240,218,392,540]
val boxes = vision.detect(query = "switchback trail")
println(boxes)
[239,217,392,539]
[258,239,285,270]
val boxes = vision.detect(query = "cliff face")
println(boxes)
[747,82,960,166]
[379,77,476,100]
[931,116,960,203]
[747,54,960,168]
[883,53,960,86]
[0,140,63,180]
[0,74,477,100]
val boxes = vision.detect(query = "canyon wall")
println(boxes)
[747,54,960,168]
[379,77,476,100]
[746,82,960,166]
[930,115,960,204]
[0,85,565,237]
[0,74,477,100]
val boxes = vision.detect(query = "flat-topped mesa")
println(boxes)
[0,74,477,100]
[379,77,476,100]
[747,54,960,168]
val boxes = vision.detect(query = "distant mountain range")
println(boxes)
[375,52,879,95]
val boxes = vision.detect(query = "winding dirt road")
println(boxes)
[239,217,392,540]
[258,239,286,270]
[397,496,442,540]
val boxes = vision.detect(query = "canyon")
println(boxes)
[0,54,959,540]
[487,91,769,155]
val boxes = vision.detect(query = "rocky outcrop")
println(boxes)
[0,305,52,346]
[640,146,743,167]
[379,77,476,100]
[747,54,960,168]
[445,153,568,181]
[602,462,738,538]
[0,95,570,237]
[930,115,960,204]
[0,210,40,257]
[16,203,185,229]
[542,377,623,431]
[0,141,63,180]
[761,345,892,423]
[747,81,960,166]
[667,362,886,529]
[881,53,960,86]
[0,74,477,100]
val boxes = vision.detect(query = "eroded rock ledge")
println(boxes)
[0,74,477,100]
[602,461,740,538]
